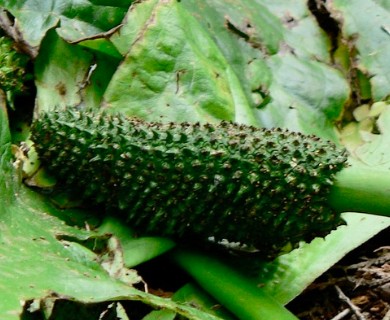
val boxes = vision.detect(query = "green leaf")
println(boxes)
[328,0,390,100]
[257,54,349,140]
[182,0,349,139]
[0,193,219,319]
[180,0,272,119]
[257,0,331,60]
[0,103,15,202]
[184,0,331,61]
[142,309,177,320]
[34,30,118,112]
[103,0,257,125]
[256,212,390,305]
[0,0,130,48]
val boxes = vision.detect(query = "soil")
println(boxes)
[287,227,390,320]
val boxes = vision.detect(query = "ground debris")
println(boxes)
[287,231,390,320]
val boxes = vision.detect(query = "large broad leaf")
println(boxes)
[181,0,350,140]
[257,53,348,140]
[103,0,257,125]
[255,0,331,60]
[0,103,220,319]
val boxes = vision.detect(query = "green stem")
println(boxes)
[329,165,390,216]
[170,249,299,320]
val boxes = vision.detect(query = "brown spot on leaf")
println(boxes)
[55,82,67,96]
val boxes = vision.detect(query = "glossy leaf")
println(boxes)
[104,0,256,125]
[181,0,349,140]
[0,0,131,48]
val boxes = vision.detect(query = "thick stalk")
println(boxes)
[170,249,298,320]
[329,165,390,216]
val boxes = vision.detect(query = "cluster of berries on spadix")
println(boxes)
[30,109,348,256]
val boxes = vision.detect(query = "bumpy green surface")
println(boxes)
[30,109,348,255]
[0,36,30,101]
